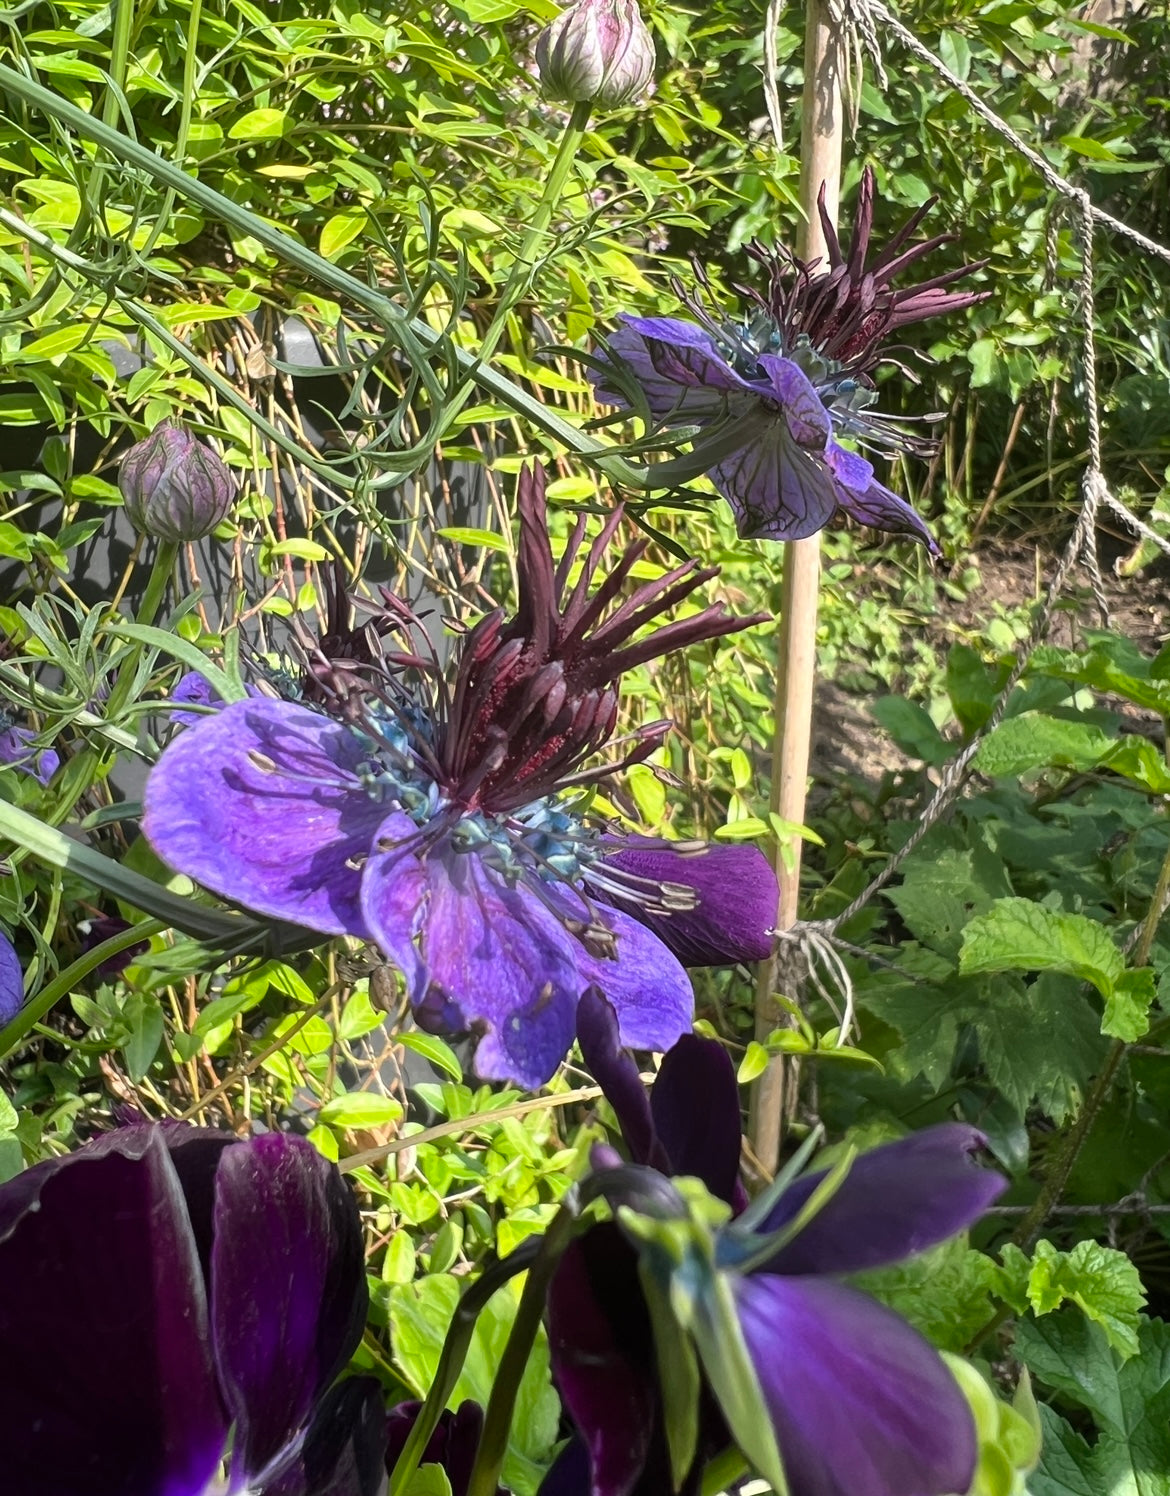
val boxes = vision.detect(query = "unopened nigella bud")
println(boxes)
[535,0,655,109]
[118,424,236,542]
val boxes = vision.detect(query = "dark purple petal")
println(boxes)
[0,930,22,1025]
[159,1122,239,1281]
[576,987,667,1171]
[144,697,389,937]
[574,902,694,1057]
[594,841,777,967]
[595,315,755,419]
[824,443,939,554]
[756,1124,1007,1277]
[211,1133,367,1486]
[548,1225,658,1496]
[268,1378,389,1496]
[733,1274,976,1496]
[0,1127,228,1496]
[651,1037,743,1209]
[538,1438,592,1496]
[758,355,833,449]
[384,1401,491,1496]
[710,419,839,543]
[362,839,581,1089]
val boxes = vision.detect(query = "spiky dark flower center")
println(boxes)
[680,166,987,453]
[285,467,765,933]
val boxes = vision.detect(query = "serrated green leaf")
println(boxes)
[975,714,1114,777]
[1103,967,1156,1041]
[1019,1314,1170,1495]
[1025,1240,1146,1359]
[960,897,1122,998]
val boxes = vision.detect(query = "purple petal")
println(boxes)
[144,697,389,937]
[33,747,59,784]
[267,1378,389,1496]
[595,316,754,419]
[159,1123,239,1281]
[0,930,22,1025]
[594,841,777,966]
[538,1438,592,1496]
[576,987,667,1172]
[0,1127,228,1496]
[211,1133,367,1485]
[547,1225,657,1496]
[757,355,833,448]
[756,1124,1007,1277]
[169,670,223,725]
[0,725,57,785]
[710,421,839,542]
[733,1274,976,1496]
[361,839,581,1089]
[574,901,694,1056]
[824,443,939,553]
[384,1401,490,1496]
[651,1037,743,1208]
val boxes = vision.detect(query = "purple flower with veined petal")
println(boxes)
[0,1121,379,1496]
[144,465,776,1089]
[0,713,59,785]
[593,166,989,553]
[542,991,1006,1496]
[0,929,22,1026]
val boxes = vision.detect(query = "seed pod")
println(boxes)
[118,424,236,542]
[536,0,656,110]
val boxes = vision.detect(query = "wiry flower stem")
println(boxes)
[386,1237,545,1496]
[466,1193,583,1496]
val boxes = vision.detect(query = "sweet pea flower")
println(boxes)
[593,167,988,553]
[0,1122,374,1496]
[143,465,776,1090]
[543,991,1007,1496]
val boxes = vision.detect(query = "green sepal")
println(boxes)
[686,1270,789,1496]
[638,1250,703,1488]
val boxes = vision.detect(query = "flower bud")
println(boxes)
[118,424,236,542]
[536,0,655,110]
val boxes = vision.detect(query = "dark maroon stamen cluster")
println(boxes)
[748,166,989,375]
[295,465,766,820]
[442,463,766,813]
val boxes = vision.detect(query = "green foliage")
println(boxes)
[996,1241,1147,1360]
[1019,1315,1170,1496]
[389,1274,561,1495]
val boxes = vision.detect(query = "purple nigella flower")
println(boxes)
[143,465,776,1089]
[593,166,988,553]
[0,929,22,1025]
[0,713,59,785]
[543,991,1007,1496]
[0,1121,376,1496]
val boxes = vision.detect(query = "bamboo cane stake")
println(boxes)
[748,0,845,1173]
